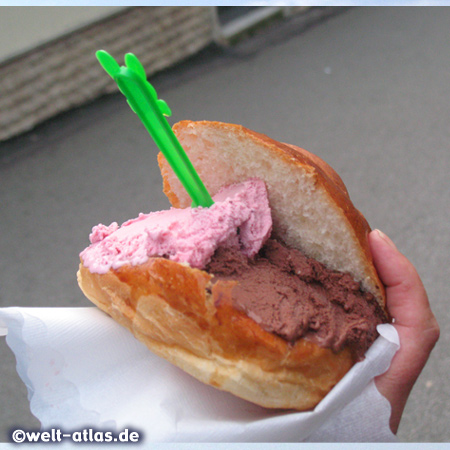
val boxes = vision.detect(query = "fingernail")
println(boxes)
[374,229,398,250]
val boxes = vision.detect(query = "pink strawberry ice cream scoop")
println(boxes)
[80,178,272,274]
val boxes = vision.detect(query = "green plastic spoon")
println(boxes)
[96,50,214,208]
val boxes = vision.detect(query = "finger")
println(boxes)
[370,229,439,433]
[368,229,431,330]
[370,229,438,382]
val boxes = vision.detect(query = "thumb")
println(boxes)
[369,229,439,433]
[369,229,437,338]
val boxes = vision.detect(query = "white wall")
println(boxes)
[0,7,125,63]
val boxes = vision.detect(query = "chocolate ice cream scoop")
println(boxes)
[207,239,386,360]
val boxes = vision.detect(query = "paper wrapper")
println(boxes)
[0,307,399,442]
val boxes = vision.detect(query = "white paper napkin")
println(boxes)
[0,307,399,442]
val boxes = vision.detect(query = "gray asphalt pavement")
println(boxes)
[1,7,449,442]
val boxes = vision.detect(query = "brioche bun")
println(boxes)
[78,121,385,410]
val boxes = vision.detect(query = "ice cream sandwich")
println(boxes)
[78,120,387,411]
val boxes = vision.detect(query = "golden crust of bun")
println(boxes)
[78,120,386,411]
[78,259,354,410]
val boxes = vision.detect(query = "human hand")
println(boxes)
[369,229,440,434]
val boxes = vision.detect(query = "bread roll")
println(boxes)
[78,121,386,410]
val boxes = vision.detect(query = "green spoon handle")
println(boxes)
[96,50,213,208]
